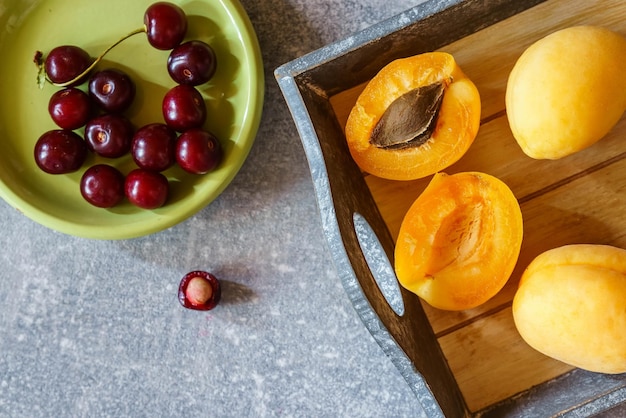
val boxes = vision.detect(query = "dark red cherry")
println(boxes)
[176,129,222,174]
[162,85,206,132]
[34,130,88,174]
[167,40,217,85]
[44,45,92,86]
[88,68,136,113]
[48,87,92,130]
[131,123,177,172]
[85,114,134,158]
[80,164,125,208]
[125,168,169,209]
[178,270,221,310]
[144,2,187,50]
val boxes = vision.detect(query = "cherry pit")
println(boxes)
[33,2,223,210]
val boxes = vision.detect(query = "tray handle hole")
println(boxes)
[353,212,405,316]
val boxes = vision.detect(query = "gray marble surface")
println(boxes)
[0,1,430,417]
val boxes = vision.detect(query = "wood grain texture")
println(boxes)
[330,0,626,411]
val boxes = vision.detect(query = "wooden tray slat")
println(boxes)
[439,307,574,412]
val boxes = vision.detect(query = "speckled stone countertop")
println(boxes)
[0,1,429,417]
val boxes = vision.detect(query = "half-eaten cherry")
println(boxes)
[178,270,221,311]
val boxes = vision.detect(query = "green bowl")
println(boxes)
[0,0,264,239]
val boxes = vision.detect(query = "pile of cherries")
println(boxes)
[34,2,222,209]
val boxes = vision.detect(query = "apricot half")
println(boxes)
[345,52,481,180]
[394,172,523,311]
[506,26,626,159]
[513,244,626,374]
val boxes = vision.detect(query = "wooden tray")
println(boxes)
[276,0,626,416]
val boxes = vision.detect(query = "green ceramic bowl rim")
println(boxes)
[0,0,265,240]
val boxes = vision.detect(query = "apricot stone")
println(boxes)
[513,244,626,374]
[345,52,481,180]
[394,172,523,311]
[506,26,626,159]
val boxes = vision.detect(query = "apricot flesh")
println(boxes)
[506,26,626,159]
[345,52,481,180]
[513,244,626,374]
[394,172,523,311]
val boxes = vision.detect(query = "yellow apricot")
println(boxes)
[513,244,626,374]
[394,171,523,311]
[345,52,481,180]
[506,26,626,159]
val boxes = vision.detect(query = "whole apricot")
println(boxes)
[513,244,626,374]
[506,26,626,159]
[394,172,523,311]
[345,52,481,180]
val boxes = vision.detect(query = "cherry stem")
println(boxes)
[50,26,147,87]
